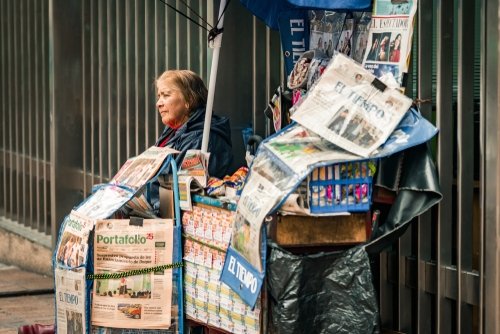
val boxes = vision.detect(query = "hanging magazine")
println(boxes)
[291,53,412,157]
[362,0,418,87]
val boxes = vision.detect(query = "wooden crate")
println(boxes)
[268,212,372,247]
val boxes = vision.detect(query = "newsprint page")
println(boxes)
[91,219,174,330]
[291,53,412,157]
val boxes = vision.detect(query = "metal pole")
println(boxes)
[201,0,227,153]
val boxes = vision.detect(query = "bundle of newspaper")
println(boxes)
[291,52,413,157]
[91,219,174,330]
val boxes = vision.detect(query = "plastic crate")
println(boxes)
[308,160,375,213]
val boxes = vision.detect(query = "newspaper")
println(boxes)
[55,211,94,268]
[75,185,133,220]
[291,53,412,157]
[362,0,418,87]
[352,12,372,63]
[177,149,209,211]
[91,219,174,330]
[111,146,178,191]
[231,172,281,271]
[309,10,346,58]
[263,124,359,174]
[55,267,87,334]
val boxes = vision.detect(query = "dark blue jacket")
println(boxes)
[147,107,234,214]
[155,107,233,177]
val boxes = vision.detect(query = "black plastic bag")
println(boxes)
[267,244,379,334]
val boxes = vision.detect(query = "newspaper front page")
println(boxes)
[111,146,178,191]
[291,53,412,157]
[55,211,94,268]
[55,267,87,334]
[362,0,418,87]
[91,219,174,330]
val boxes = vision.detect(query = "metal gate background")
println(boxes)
[0,0,499,332]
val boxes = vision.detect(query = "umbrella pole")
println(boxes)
[201,0,228,153]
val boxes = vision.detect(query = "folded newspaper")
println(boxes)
[177,149,209,211]
[291,52,413,157]
[111,146,179,191]
[55,211,94,268]
[91,219,174,330]
[55,267,87,334]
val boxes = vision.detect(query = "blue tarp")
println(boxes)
[240,0,372,29]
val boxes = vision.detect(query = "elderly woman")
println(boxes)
[155,69,233,175]
[149,70,233,212]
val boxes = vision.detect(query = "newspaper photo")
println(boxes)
[111,146,178,191]
[362,0,418,87]
[91,219,174,330]
[55,211,94,268]
[291,53,413,157]
[231,172,281,272]
[55,267,87,334]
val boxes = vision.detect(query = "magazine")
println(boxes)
[291,53,412,157]
[362,0,418,87]
[55,267,87,334]
[55,211,94,268]
[91,219,174,330]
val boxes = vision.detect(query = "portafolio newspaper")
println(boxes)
[362,0,418,87]
[91,219,174,330]
[291,52,412,157]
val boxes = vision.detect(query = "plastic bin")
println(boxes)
[308,160,375,213]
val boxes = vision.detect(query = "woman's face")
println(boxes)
[156,82,189,128]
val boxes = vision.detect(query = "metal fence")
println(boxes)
[0,0,52,236]
[377,0,499,333]
[0,0,280,242]
[0,0,498,332]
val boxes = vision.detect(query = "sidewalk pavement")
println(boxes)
[0,263,55,333]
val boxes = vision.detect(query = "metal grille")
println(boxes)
[377,0,499,332]
[81,0,210,195]
[0,0,52,235]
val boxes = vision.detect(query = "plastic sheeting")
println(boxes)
[267,244,379,334]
